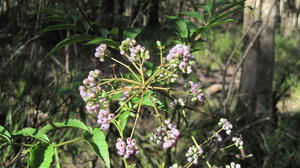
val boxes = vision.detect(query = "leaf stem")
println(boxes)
[54,137,84,147]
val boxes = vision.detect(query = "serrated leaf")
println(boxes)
[85,129,110,168]
[85,37,119,48]
[50,34,95,54]
[38,24,80,34]
[29,143,54,168]
[176,19,188,38]
[123,28,141,39]
[180,11,204,21]
[14,128,50,143]
[40,119,92,134]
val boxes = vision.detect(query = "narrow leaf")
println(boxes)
[180,11,204,21]
[29,143,54,168]
[38,24,80,34]
[14,128,50,143]
[123,28,141,39]
[40,119,92,134]
[85,37,119,48]
[85,129,110,168]
[50,34,95,54]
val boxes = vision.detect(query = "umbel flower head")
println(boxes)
[119,38,150,62]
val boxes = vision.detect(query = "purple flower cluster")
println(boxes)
[121,87,131,101]
[95,44,107,62]
[232,136,244,149]
[79,69,103,113]
[150,120,180,149]
[97,108,114,131]
[115,137,139,159]
[185,145,203,165]
[224,162,241,168]
[169,163,182,168]
[119,38,150,62]
[167,44,195,74]
[188,81,205,102]
[218,118,233,135]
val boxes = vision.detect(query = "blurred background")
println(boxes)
[0,0,300,167]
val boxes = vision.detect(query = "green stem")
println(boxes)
[130,91,145,138]
[54,147,61,168]
[109,57,141,82]
[219,143,235,151]
[54,137,84,147]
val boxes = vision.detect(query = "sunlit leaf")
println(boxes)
[40,119,92,134]
[14,128,50,143]
[85,129,110,168]
[29,143,54,168]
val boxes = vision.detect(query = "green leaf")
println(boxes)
[29,143,54,168]
[180,11,204,21]
[38,24,80,33]
[14,128,50,143]
[123,28,141,39]
[206,19,237,29]
[40,119,92,134]
[166,16,178,20]
[39,8,65,16]
[176,19,188,38]
[118,111,131,133]
[50,34,95,54]
[0,125,11,142]
[100,28,110,38]
[112,92,123,101]
[111,27,119,36]
[85,129,110,168]
[85,37,119,48]
[38,16,68,23]
[38,24,80,34]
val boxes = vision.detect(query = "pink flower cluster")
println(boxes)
[232,136,244,149]
[185,145,203,165]
[169,163,182,168]
[79,69,103,113]
[224,162,241,168]
[188,81,205,102]
[218,118,233,135]
[166,44,195,74]
[97,108,114,131]
[115,137,139,158]
[119,38,150,62]
[121,87,131,101]
[150,120,180,149]
[94,44,107,62]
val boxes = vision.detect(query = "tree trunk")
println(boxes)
[238,0,277,118]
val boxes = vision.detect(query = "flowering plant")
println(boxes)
[76,39,245,167]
